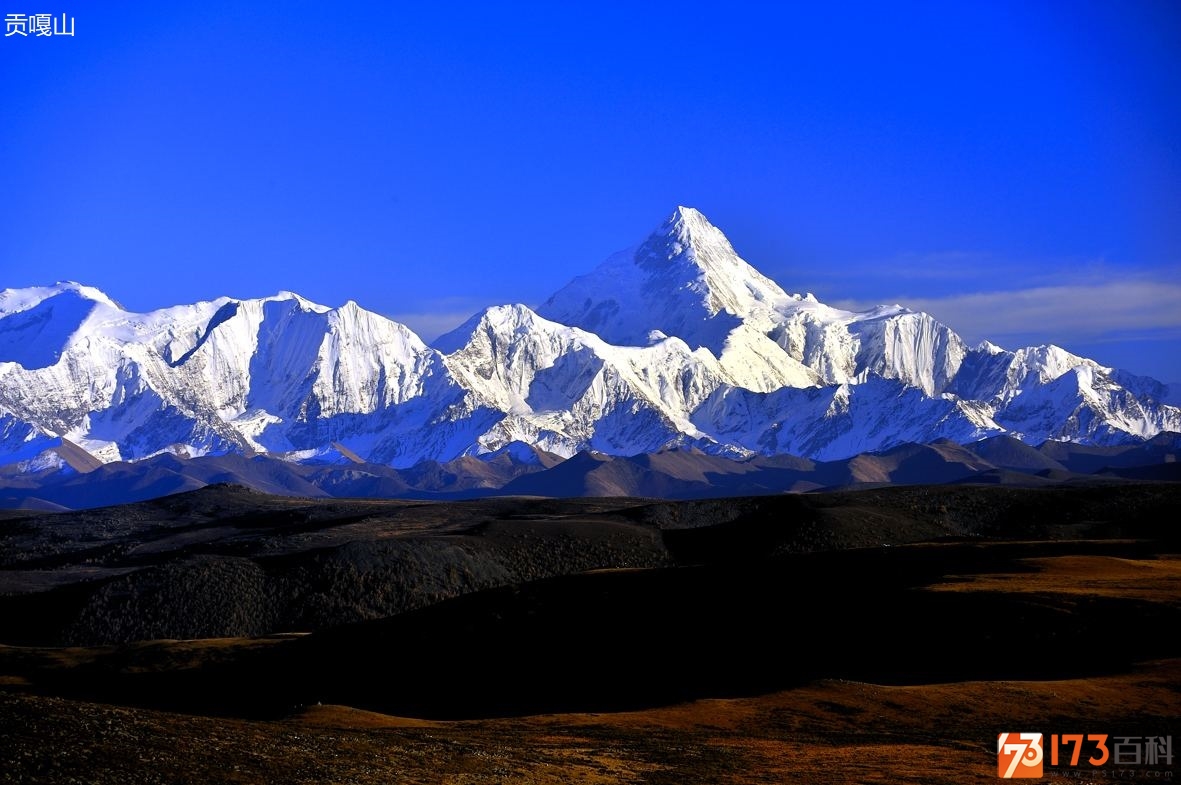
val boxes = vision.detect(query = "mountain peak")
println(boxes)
[0,282,127,370]
[640,206,738,272]
[265,290,331,313]
[0,282,122,316]
[663,205,711,237]
[432,303,558,354]
[539,207,794,352]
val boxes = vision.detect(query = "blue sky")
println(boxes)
[2,1,1179,380]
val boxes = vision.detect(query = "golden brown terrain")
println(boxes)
[2,543,1181,779]
[3,542,1180,784]
[2,660,1177,784]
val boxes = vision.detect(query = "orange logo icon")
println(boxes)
[998,733,1044,778]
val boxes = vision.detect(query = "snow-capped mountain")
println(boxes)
[2,207,1178,474]
[540,207,967,396]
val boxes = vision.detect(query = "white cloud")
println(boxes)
[386,310,478,343]
[794,254,1180,302]
[831,280,1181,345]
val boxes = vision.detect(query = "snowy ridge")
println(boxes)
[2,208,1178,473]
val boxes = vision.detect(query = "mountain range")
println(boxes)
[2,206,1179,505]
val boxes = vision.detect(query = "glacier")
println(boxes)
[1,206,1178,473]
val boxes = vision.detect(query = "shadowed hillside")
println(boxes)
[2,482,1180,783]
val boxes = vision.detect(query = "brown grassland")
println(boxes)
[3,548,1179,784]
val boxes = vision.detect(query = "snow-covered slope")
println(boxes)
[2,208,1178,473]
[540,206,968,396]
[434,303,727,456]
[541,207,797,351]
[0,284,446,466]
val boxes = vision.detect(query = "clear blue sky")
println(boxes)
[2,1,1179,380]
